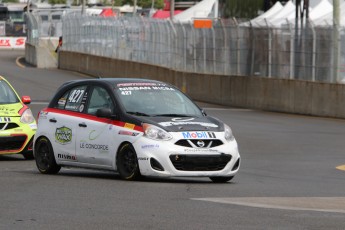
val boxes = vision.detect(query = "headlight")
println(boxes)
[224,124,235,141]
[20,108,35,124]
[143,123,172,141]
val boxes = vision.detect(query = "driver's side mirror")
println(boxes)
[201,109,207,116]
[96,108,115,119]
[21,96,31,104]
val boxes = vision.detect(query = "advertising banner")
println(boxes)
[0,37,26,49]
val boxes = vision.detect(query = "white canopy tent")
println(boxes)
[248,0,295,27]
[312,1,345,26]
[249,1,283,26]
[245,0,344,27]
[173,0,218,23]
[309,0,333,20]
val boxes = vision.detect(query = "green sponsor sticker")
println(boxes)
[55,126,72,144]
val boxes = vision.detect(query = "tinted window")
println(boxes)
[115,83,202,116]
[54,85,88,112]
[0,80,20,104]
[87,86,114,115]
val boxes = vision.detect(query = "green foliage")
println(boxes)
[121,0,164,9]
[219,0,264,19]
[49,0,67,4]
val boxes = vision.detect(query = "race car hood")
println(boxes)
[138,116,224,132]
[0,103,23,117]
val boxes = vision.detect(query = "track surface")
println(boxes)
[1,50,345,230]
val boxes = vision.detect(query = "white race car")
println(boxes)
[34,78,240,182]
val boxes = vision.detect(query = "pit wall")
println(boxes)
[59,51,345,119]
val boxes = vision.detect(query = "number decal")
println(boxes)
[69,89,85,103]
[121,91,132,95]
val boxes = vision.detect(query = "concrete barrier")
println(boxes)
[58,50,345,119]
[25,38,59,68]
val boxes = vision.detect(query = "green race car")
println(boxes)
[0,76,37,159]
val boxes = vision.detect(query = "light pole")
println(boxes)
[333,0,340,83]
[170,0,175,20]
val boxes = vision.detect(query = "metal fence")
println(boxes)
[26,10,65,45]
[27,12,345,83]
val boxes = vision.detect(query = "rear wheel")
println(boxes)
[116,143,141,181]
[34,137,61,174]
[209,176,234,183]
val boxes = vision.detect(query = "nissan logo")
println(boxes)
[197,140,205,148]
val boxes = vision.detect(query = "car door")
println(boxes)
[48,85,88,164]
[75,85,116,168]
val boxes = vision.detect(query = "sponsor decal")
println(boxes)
[0,37,26,48]
[57,153,77,161]
[55,127,72,144]
[0,39,10,47]
[160,118,218,128]
[141,144,159,149]
[0,117,11,122]
[117,82,157,87]
[181,131,216,139]
[124,123,135,130]
[172,117,194,122]
[89,130,103,140]
[183,149,218,153]
[29,124,37,130]
[58,98,66,106]
[0,106,16,115]
[80,141,109,151]
[118,130,139,136]
[118,86,175,91]
[79,104,84,112]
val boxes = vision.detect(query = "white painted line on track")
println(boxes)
[192,197,345,214]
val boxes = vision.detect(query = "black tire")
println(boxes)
[22,151,34,160]
[34,137,61,174]
[116,143,141,181]
[209,176,234,183]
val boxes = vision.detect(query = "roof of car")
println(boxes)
[63,78,169,87]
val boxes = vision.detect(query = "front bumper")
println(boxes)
[133,136,240,178]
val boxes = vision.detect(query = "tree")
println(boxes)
[219,0,265,19]
[122,0,164,8]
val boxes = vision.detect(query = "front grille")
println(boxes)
[0,135,27,151]
[0,123,20,130]
[169,154,232,171]
[175,139,223,148]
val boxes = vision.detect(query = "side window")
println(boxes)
[87,86,114,115]
[54,85,88,112]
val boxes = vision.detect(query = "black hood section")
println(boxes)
[137,116,224,132]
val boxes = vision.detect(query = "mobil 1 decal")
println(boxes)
[181,131,216,139]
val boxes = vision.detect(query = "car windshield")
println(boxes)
[115,83,203,117]
[0,80,20,104]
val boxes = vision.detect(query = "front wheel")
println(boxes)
[209,176,234,183]
[34,137,61,174]
[116,143,141,181]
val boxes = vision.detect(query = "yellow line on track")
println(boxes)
[336,165,345,171]
[16,56,25,68]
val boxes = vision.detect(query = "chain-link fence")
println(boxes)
[27,11,345,83]
[26,9,66,45]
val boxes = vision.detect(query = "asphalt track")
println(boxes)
[1,50,345,230]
